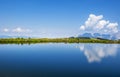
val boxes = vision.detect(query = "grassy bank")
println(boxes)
[0,38,120,44]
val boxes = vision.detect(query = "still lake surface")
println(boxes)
[0,43,120,77]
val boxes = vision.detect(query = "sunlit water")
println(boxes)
[0,43,120,77]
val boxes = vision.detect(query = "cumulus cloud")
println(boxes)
[80,14,118,34]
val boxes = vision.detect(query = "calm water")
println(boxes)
[0,43,120,77]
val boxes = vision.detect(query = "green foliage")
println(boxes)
[0,37,119,44]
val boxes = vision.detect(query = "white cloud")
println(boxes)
[12,27,23,32]
[85,14,103,28]
[2,27,32,33]
[80,14,118,34]
[79,25,85,30]
[3,28,9,32]
[12,27,32,33]
[107,23,118,33]
[96,20,109,30]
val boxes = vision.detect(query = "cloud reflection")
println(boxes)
[79,44,119,63]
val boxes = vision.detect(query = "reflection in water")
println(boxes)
[79,44,119,63]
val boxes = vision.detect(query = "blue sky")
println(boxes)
[0,0,119,38]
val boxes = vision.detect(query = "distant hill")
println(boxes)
[111,32,120,40]
[78,33,93,38]
[93,33,101,38]
[78,33,112,40]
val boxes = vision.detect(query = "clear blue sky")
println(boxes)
[0,0,119,37]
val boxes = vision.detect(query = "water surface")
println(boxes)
[0,43,120,77]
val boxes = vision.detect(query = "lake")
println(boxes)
[0,43,120,77]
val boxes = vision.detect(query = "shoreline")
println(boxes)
[0,38,120,44]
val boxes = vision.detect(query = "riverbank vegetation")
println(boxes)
[0,37,120,44]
